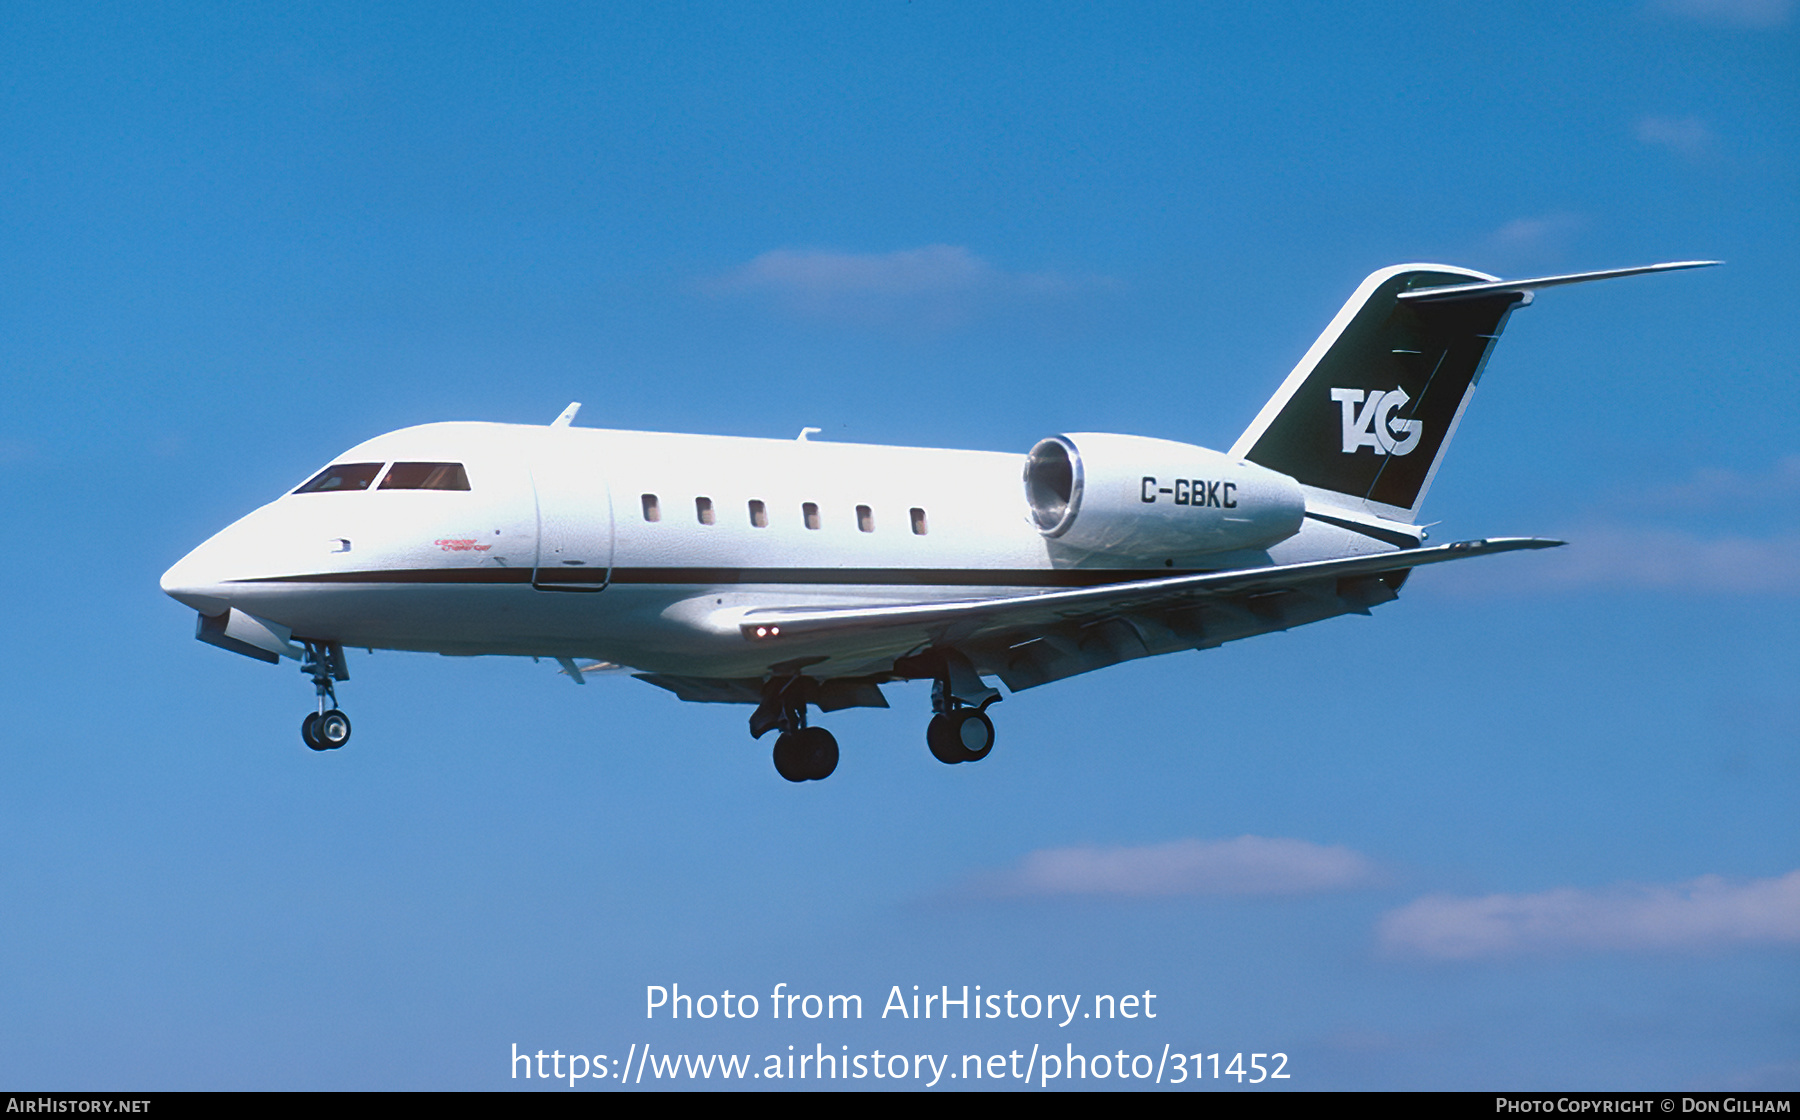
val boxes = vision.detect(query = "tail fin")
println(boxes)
[1229,260,1718,523]
[1228,264,1519,522]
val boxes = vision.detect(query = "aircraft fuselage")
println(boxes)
[161,421,1387,681]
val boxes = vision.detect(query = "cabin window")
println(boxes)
[802,502,821,530]
[294,463,384,494]
[910,507,928,535]
[641,494,661,522]
[748,499,768,528]
[378,462,471,491]
[856,505,874,533]
[695,496,715,525]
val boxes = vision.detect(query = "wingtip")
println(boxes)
[1466,536,1566,551]
[1501,536,1566,549]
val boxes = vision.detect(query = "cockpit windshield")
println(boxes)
[293,461,471,494]
[378,462,471,490]
[294,463,384,494]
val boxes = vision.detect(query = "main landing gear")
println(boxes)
[926,679,999,766]
[772,725,839,783]
[750,678,838,782]
[299,640,352,752]
[750,653,1002,781]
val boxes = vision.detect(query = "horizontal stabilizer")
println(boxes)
[1397,261,1719,303]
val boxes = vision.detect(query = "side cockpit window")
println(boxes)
[294,463,384,494]
[378,462,471,491]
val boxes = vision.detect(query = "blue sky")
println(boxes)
[1,0,1795,1090]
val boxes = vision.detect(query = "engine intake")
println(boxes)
[1024,433,1304,559]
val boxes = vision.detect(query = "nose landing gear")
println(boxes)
[300,640,351,752]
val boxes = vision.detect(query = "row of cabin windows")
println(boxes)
[640,494,927,535]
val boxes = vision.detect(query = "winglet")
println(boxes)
[551,402,582,428]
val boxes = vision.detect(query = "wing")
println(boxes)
[717,536,1560,694]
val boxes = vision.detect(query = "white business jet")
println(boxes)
[162,260,1714,781]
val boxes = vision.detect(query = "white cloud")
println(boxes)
[1379,869,1800,959]
[1421,457,1800,597]
[1423,526,1800,597]
[703,245,1108,329]
[971,836,1378,898]
[1522,526,1800,594]
[1656,454,1800,509]
[720,245,997,299]
[1650,0,1792,28]
[1486,213,1585,260]
[1635,115,1720,160]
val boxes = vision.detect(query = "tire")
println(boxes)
[927,714,964,765]
[772,731,810,782]
[797,726,838,781]
[302,712,328,752]
[316,709,352,750]
[953,709,994,762]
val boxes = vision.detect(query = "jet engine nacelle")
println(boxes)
[1023,432,1305,558]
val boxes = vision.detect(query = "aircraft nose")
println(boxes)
[160,539,234,615]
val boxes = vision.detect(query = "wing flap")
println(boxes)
[987,572,1394,692]
[634,672,892,711]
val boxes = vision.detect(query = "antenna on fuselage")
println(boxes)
[551,402,582,428]
[797,427,821,442]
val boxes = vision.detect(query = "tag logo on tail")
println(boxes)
[1330,388,1422,456]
